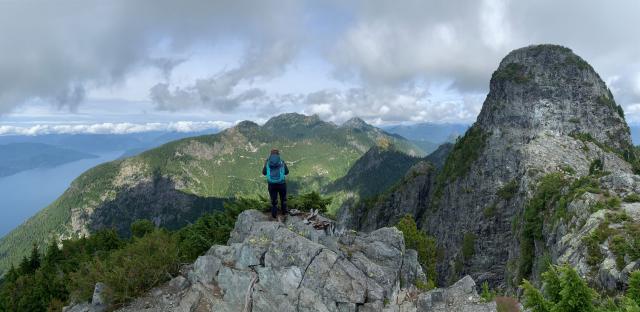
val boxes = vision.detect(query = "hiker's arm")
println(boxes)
[284,162,289,175]
[262,160,267,175]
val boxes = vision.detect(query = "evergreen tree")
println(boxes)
[4,264,19,283]
[629,271,640,306]
[553,265,594,312]
[522,279,551,312]
[18,255,31,275]
[28,244,41,273]
[43,239,63,267]
[542,265,562,304]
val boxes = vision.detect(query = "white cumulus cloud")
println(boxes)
[0,121,232,136]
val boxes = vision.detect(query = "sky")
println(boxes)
[1,0,640,135]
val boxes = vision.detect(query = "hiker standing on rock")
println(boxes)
[262,149,289,219]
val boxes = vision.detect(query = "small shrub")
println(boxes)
[596,92,625,119]
[607,211,631,224]
[497,180,518,201]
[582,232,604,268]
[629,271,640,306]
[462,232,476,261]
[484,204,497,218]
[610,235,628,270]
[561,165,576,174]
[492,63,529,84]
[565,53,592,71]
[415,278,435,291]
[130,219,156,238]
[288,191,332,213]
[605,196,621,210]
[395,215,438,286]
[70,230,180,306]
[480,281,496,302]
[589,159,603,175]
[589,201,606,213]
[624,193,640,203]
[175,197,256,261]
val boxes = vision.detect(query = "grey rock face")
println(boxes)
[108,209,497,311]
[63,303,93,312]
[338,45,638,291]
[424,45,634,288]
[91,282,108,312]
[188,255,222,284]
[416,276,497,312]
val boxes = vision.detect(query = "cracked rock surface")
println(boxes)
[107,210,496,311]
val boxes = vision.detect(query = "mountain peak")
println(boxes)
[341,117,374,130]
[263,113,322,128]
[477,43,631,150]
[235,120,259,129]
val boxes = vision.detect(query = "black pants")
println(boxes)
[268,183,287,217]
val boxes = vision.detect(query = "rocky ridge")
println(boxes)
[423,44,636,290]
[337,44,640,292]
[67,210,498,312]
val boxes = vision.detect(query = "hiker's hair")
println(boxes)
[270,149,280,155]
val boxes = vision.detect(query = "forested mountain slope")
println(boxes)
[0,113,422,275]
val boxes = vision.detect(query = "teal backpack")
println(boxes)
[266,157,286,184]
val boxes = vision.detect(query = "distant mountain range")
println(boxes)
[0,129,221,156]
[0,143,98,177]
[382,123,469,153]
[0,113,423,274]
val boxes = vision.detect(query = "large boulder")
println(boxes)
[111,209,498,311]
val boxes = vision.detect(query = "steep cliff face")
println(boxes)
[423,44,635,289]
[336,45,640,292]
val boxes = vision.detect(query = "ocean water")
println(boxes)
[0,151,123,237]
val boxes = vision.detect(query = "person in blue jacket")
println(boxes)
[262,149,289,219]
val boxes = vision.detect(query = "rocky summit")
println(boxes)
[66,210,497,312]
[338,44,640,293]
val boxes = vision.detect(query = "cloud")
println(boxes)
[0,0,303,114]
[303,86,484,125]
[150,39,299,112]
[329,0,640,93]
[0,121,232,136]
[1,0,640,125]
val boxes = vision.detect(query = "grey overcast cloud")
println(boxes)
[1,0,640,134]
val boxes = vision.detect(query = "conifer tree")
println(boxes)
[628,271,640,306]
[521,279,551,312]
[553,265,594,312]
